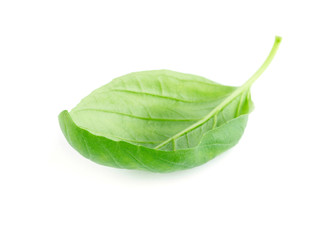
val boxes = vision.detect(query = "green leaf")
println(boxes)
[58,36,282,172]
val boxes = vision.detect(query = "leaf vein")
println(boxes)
[109,89,195,103]
[74,108,199,122]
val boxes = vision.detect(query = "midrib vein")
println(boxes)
[154,85,247,149]
[154,36,282,150]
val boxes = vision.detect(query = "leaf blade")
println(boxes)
[59,110,248,172]
[58,36,282,172]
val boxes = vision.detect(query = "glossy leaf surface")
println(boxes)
[59,36,281,172]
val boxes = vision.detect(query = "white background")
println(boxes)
[1,0,322,239]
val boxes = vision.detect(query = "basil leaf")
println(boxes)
[59,36,281,172]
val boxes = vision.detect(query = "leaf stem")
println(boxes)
[243,36,282,89]
[154,36,282,150]
[203,36,282,118]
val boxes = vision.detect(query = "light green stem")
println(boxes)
[243,36,282,89]
[155,36,282,150]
